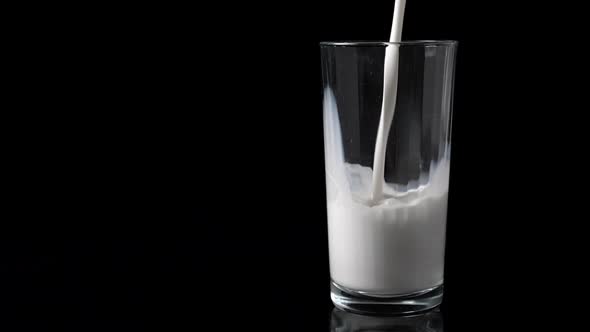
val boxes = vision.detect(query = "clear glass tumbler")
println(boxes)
[321,41,457,314]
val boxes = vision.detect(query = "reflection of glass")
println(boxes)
[330,307,443,332]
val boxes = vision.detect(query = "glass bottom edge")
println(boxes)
[330,281,443,315]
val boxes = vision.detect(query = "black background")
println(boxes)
[4,0,580,330]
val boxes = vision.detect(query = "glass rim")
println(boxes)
[320,40,458,47]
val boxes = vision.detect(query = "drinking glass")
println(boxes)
[321,41,457,314]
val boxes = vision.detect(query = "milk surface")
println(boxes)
[324,88,449,295]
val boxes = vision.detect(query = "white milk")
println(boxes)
[370,0,406,202]
[324,88,448,295]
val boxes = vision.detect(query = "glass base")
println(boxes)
[330,281,443,315]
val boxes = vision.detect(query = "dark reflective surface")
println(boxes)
[331,308,443,332]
